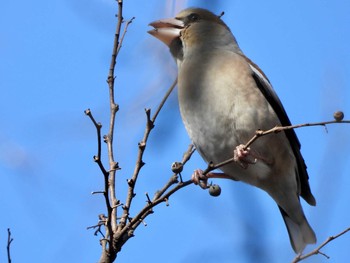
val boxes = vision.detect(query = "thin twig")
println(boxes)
[115,144,195,245]
[119,78,178,230]
[291,227,350,262]
[151,78,177,122]
[116,17,135,55]
[244,119,350,152]
[84,109,108,175]
[90,1,126,262]
[153,144,195,199]
[202,119,350,175]
[7,228,13,263]
[106,0,124,238]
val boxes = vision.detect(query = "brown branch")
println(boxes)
[153,144,195,200]
[85,1,130,262]
[116,17,135,55]
[113,144,195,252]
[7,228,13,263]
[84,109,108,176]
[118,78,177,230]
[243,119,350,151]
[88,0,178,259]
[151,78,177,123]
[201,118,350,176]
[105,0,125,240]
[291,227,350,262]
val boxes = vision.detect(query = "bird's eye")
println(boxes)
[188,13,200,22]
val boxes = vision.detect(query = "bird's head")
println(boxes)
[148,8,238,60]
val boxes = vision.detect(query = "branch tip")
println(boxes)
[144,108,151,116]
[164,198,169,206]
[141,220,147,226]
[145,192,152,205]
[92,191,105,195]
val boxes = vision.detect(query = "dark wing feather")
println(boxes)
[249,63,316,206]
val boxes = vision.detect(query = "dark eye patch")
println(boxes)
[188,13,200,22]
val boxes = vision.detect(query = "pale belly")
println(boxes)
[177,51,292,188]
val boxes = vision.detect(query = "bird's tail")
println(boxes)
[278,206,316,253]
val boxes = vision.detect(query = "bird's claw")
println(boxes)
[234,144,257,169]
[191,169,209,189]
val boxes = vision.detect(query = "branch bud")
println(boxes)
[333,111,344,121]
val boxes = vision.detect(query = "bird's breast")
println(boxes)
[177,51,287,183]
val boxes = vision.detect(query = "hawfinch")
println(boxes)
[148,7,316,253]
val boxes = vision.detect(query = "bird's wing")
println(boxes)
[247,59,316,206]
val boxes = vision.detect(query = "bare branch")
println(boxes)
[151,78,177,123]
[201,117,350,176]
[117,17,135,55]
[105,0,125,239]
[243,118,350,151]
[291,227,350,262]
[118,78,177,231]
[116,144,195,242]
[7,228,13,263]
[85,109,108,175]
[153,144,195,199]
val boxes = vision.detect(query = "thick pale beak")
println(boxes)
[148,18,184,47]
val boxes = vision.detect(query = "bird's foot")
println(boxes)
[192,169,231,189]
[191,169,209,189]
[234,144,257,169]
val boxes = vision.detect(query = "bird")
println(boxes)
[148,7,316,253]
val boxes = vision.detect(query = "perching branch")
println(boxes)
[201,113,349,176]
[291,227,350,262]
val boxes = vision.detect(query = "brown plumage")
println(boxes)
[149,7,316,253]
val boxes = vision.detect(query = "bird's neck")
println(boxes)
[182,22,243,55]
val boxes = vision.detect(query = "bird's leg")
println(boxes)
[233,144,273,168]
[234,144,258,169]
[191,169,231,189]
[192,145,270,188]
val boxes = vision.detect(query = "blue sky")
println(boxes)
[1,0,349,262]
